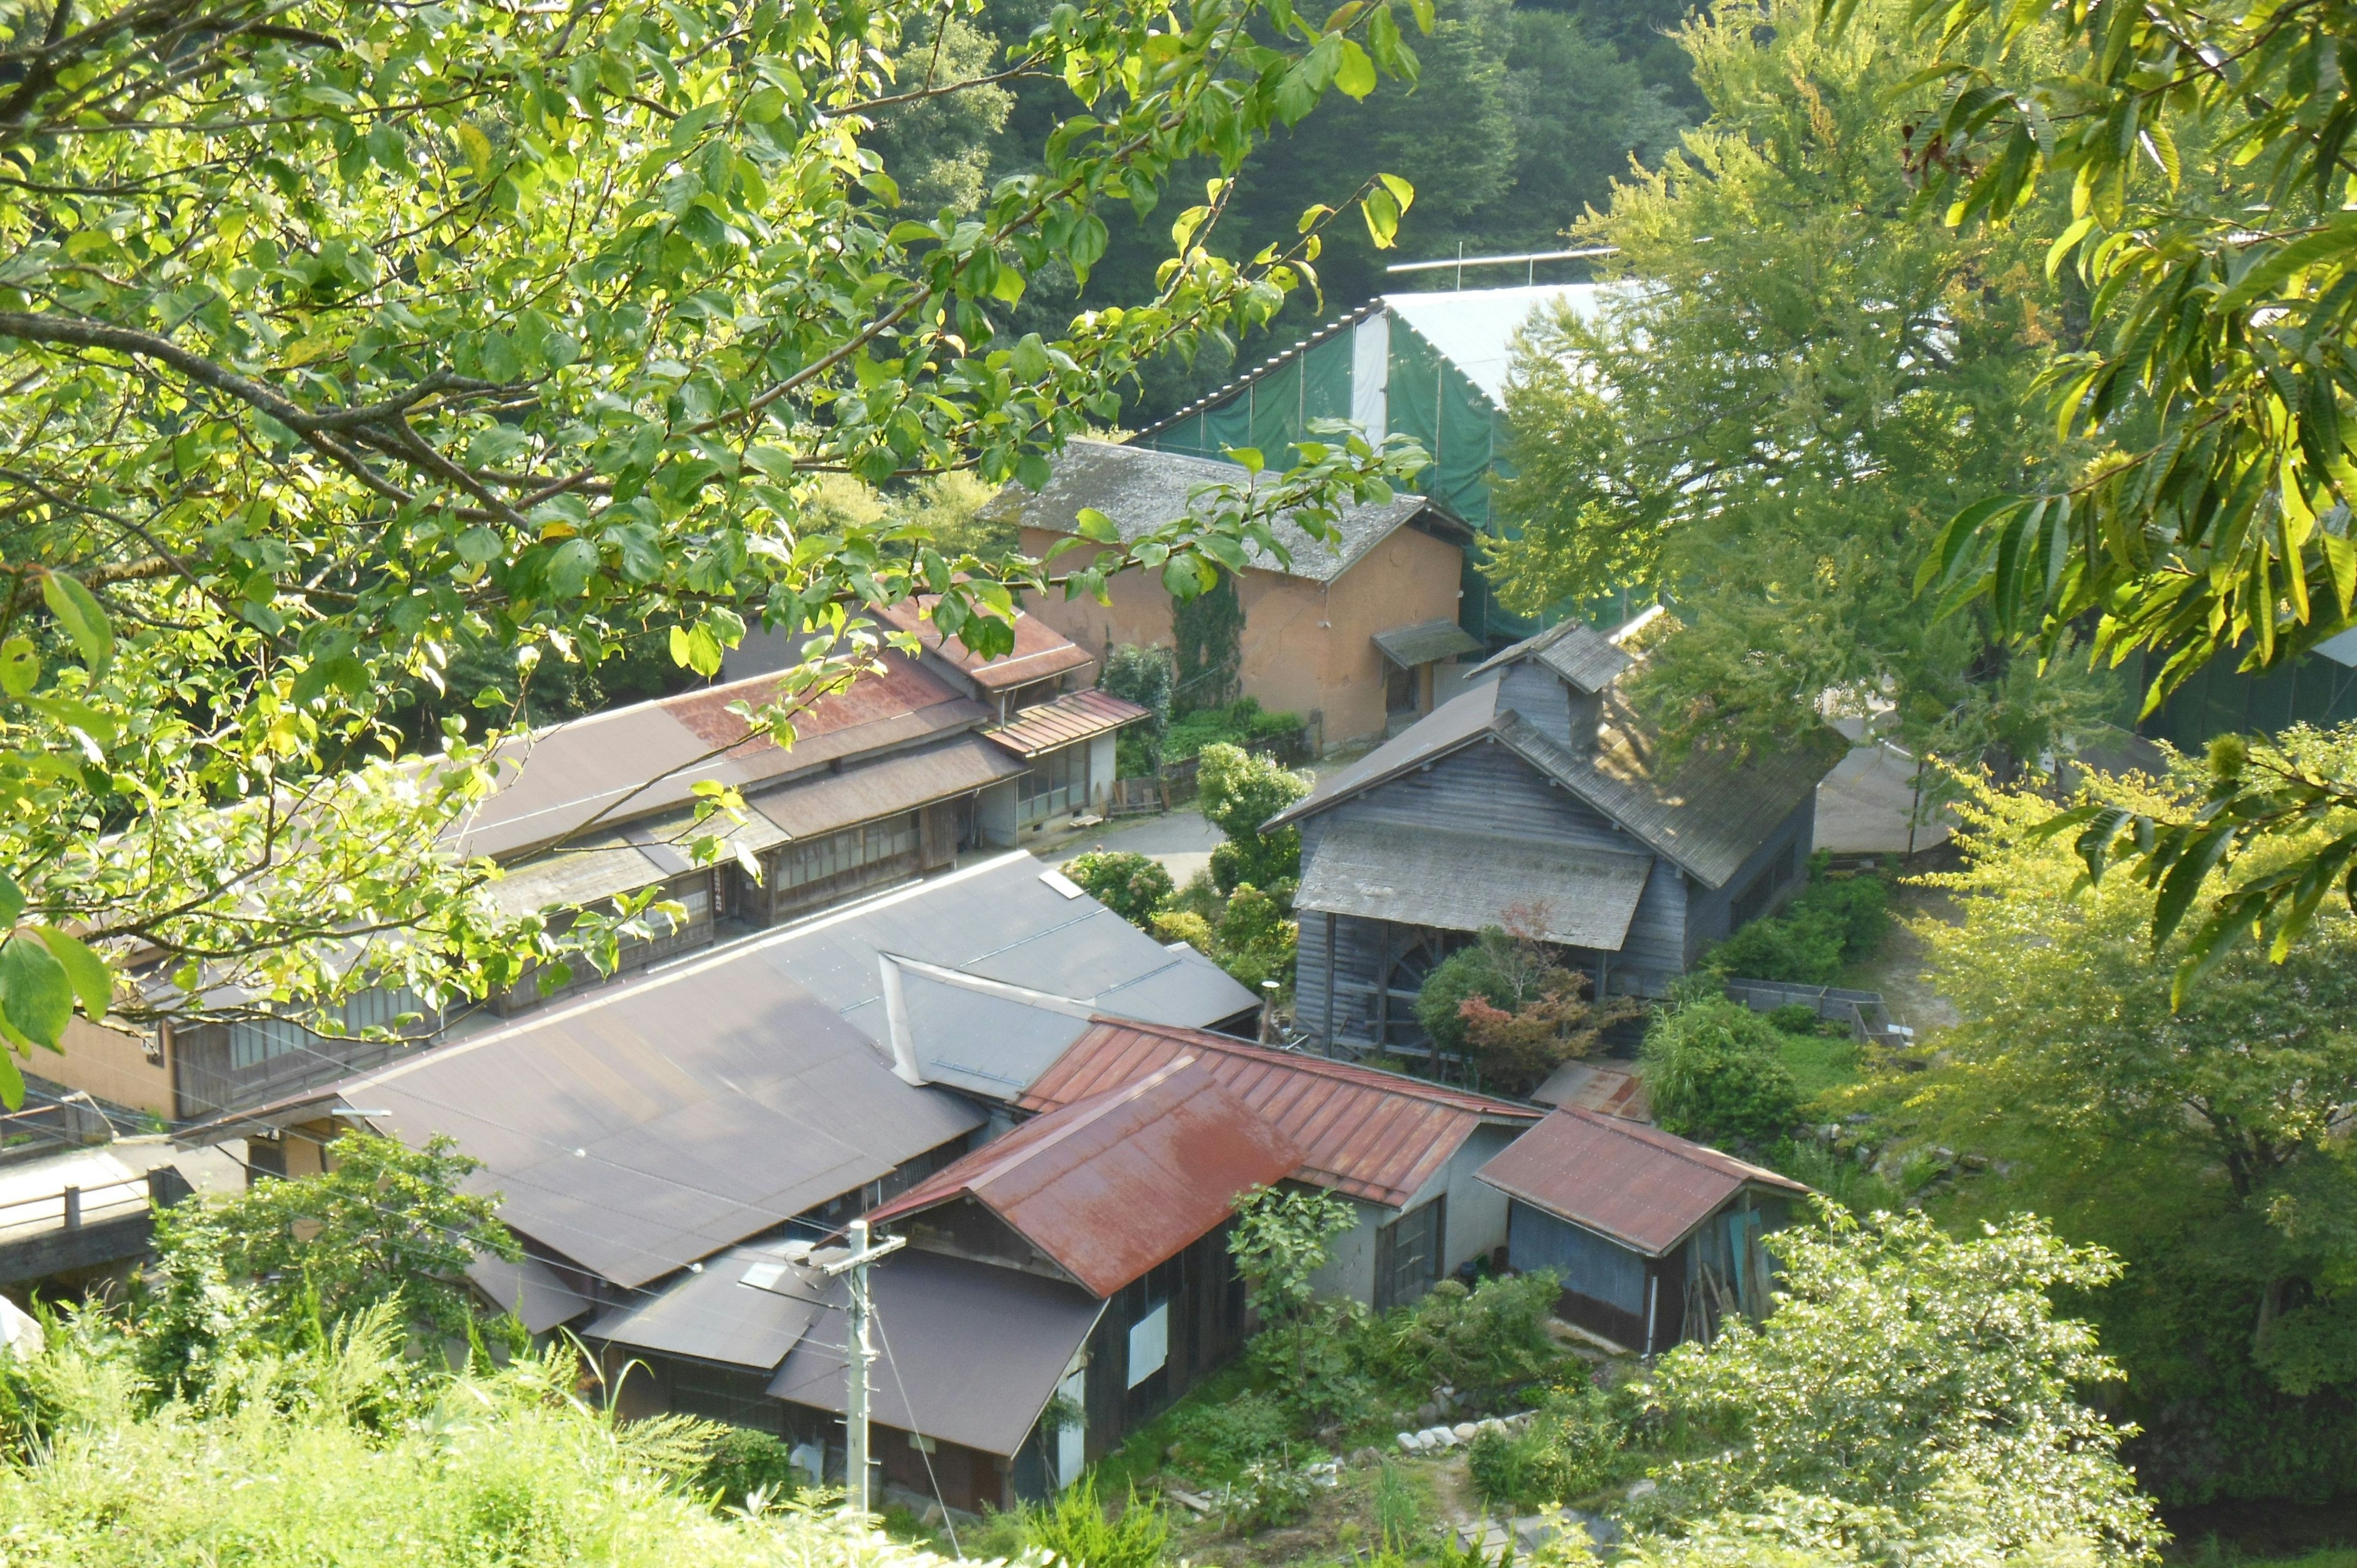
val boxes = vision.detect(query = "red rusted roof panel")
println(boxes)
[871,1057,1299,1297]
[984,688,1150,759]
[1474,1108,1809,1257]
[879,599,1097,692]
[1019,1021,1541,1210]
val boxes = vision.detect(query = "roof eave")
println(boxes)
[1261,717,1504,832]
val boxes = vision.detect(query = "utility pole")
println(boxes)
[823,1218,904,1516]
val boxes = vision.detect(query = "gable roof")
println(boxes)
[1295,819,1653,950]
[878,598,1096,693]
[982,439,1459,584]
[1469,619,1632,691]
[870,1056,1301,1297]
[1476,1107,1809,1257]
[310,948,986,1291]
[1268,675,1843,889]
[1018,1019,1540,1209]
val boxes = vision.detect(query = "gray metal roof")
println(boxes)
[981,439,1449,584]
[1271,676,1841,890]
[751,735,1026,840]
[876,957,1098,1100]
[335,957,983,1291]
[467,1251,599,1334]
[1296,820,1652,949]
[1373,619,1482,669]
[586,1240,828,1369]
[754,852,1259,1048]
[766,1248,1104,1456]
[1469,620,1633,692]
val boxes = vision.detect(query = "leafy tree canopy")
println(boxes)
[1881,0,2357,971]
[1639,1207,2162,1566]
[1638,993,1803,1149]
[1900,760,2357,1500]
[0,0,1438,1085]
[1487,0,2113,775]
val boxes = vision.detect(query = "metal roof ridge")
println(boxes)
[335,852,1046,1092]
[1553,1104,1804,1189]
[1080,1017,1541,1118]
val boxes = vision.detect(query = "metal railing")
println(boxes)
[0,1166,184,1245]
[1722,978,1912,1048]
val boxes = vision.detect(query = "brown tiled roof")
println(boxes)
[870,1056,1300,1297]
[1020,1020,1540,1210]
[983,687,1150,759]
[1475,1108,1808,1257]
[878,598,1096,693]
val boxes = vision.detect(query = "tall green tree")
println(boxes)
[0,0,1438,1084]
[1902,754,2357,1501]
[1485,0,2111,776]
[1878,0,2357,978]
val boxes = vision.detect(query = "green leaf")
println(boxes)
[1009,333,1053,382]
[544,538,599,600]
[1334,39,1376,99]
[0,933,72,1051]
[0,1050,22,1111]
[1376,172,1415,212]
[454,526,505,565]
[41,570,112,670]
[1016,452,1053,491]
[1075,507,1122,543]
[0,636,37,697]
[31,927,109,1023]
[0,870,22,929]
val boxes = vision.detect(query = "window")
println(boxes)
[1126,1302,1169,1388]
[776,814,920,890]
[224,986,435,1071]
[1018,746,1081,825]
[1374,1196,1446,1311]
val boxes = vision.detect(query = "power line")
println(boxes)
[874,1296,962,1556]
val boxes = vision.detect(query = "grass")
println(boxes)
[1088,1364,1255,1498]
[1775,1026,1862,1103]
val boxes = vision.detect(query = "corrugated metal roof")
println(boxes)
[984,688,1150,759]
[586,1240,827,1369]
[1019,1020,1541,1210]
[467,1250,599,1334]
[754,736,1027,840]
[1469,620,1632,692]
[1500,704,1843,890]
[1269,673,1843,890]
[766,1248,1104,1456]
[878,957,1097,1100]
[1374,619,1482,669]
[1475,1108,1808,1257]
[479,831,675,917]
[451,654,986,861]
[1530,1059,1651,1121]
[871,1057,1301,1297]
[981,439,1455,584]
[330,955,983,1291]
[878,599,1097,693]
[1296,820,1652,950]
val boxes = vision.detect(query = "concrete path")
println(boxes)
[1049,808,1222,889]
[1814,742,1955,857]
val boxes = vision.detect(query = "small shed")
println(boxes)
[1475,1108,1809,1354]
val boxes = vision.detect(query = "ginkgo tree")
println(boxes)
[0,0,1432,1100]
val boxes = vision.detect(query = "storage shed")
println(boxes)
[1475,1108,1809,1354]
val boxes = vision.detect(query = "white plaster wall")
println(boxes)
[1394,1123,1521,1278]
[1088,733,1117,813]
[975,779,1019,848]
[1307,1193,1389,1305]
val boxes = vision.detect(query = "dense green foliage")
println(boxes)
[1468,1381,1633,1510]
[1412,925,1642,1095]
[138,1132,521,1402]
[1099,644,1175,774]
[1640,997,1805,1149]
[1487,0,2111,776]
[1021,1477,1174,1568]
[1901,760,2357,1502]
[1162,697,1308,765]
[1636,1208,2162,1566]
[1705,863,1891,985]
[0,0,1438,1081]
[1196,743,1310,895]
[1172,568,1247,714]
[1065,851,1176,927]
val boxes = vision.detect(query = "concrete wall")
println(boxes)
[1018,523,1463,753]
[1301,1122,1522,1308]
[976,779,1018,847]
[1307,1192,1389,1304]
[1088,732,1117,813]
[42,1017,173,1119]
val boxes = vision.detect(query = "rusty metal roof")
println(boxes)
[753,735,1026,840]
[870,1056,1300,1297]
[452,654,985,861]
[1529,1059,1651,1122]
[878,598,1097,693]
[984,688,1150,760]
[1475,1108,1808,1257]
[1019,1021,1541,1210]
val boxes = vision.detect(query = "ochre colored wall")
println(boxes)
[43,1017,174,1118]
[1018,523,1464,752]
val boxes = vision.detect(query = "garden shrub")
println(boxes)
[1706,860,1891,984]
[1197,743,1310,895]
[1371,1273,1565,1408]
[692,1426,802,1510]
[1164,697,1305,762]
[1151,882,1296,992]
[1064,851,1174,928]
[1641,997,1804,1148]
[1166,1391,1295,1481]
[1023,1478,1171,1568]
[1468,1384,1631,1510]
[1412,925,1643,1096]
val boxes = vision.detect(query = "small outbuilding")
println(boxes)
[1476,1108,1809,1354]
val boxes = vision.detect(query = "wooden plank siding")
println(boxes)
[1295,736,1695,1050]
[1678,792,1816,968]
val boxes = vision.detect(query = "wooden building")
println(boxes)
[1272,619,1845,1057]
[1476,1108,1808,1353]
